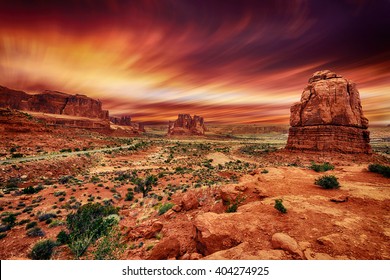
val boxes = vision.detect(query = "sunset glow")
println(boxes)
[1,0,389,124]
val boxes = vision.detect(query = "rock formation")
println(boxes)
[168,114,206,135]
[0,86,108,120]
[110,115,132,126]
[286,70,371,153]
[110,115,145,132]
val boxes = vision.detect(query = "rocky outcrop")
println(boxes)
[286,70,371,153]
[110,115,145,132]
[0,86,108,120]
[110,115,132,126]
[168,114,206,135]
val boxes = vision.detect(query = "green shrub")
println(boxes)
[1,213,17,228]
[26,227,45,237]
[274,199,287,214]
[29,239,57,260]
[158,203,174,215]
[226,196,245,213]
[125,191,134,201]
[65,203,119,258]
[310,162,335,172]
[315,175,340,189]
[26,221,37,230]
[93,226,125,260]
[368,164,390,178]
[56,230,70,245]
[0,232,7,239]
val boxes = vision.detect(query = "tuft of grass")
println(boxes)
[29,239,57,260]
[368,164,390,178]
[310,162,334,172]
[315,175,340,189]
[274,199,287,214]
[158,203,174,215]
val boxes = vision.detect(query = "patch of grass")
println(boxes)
[22,185,44,195]
[26,221,37,230]
[226,195,245,213]
[29,239,57,260]
[310,162,334,172]
[93,226,125,260]
[315,175,340,189]
[274,199,287,214]
[158,203,174,215]
[368,164,390,178]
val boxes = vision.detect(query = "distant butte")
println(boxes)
[286,70,371,153]
[168,114,206,136]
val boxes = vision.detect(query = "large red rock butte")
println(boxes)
[286,70,371,153]
[0,86,109,120]
[168,114,206,136]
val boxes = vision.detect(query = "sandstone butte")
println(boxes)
[286,70,371,153]
[168,114,206,136]
[0,85,143,132]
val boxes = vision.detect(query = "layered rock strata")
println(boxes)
[286,70,371,153]
[0,86,108,120]
[168,114,206,135]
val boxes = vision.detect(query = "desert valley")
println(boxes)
[0,70,389,260]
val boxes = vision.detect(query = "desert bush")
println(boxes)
[38,212,57,222]
[226,196,245,213]
[22,185,44,195]
[134,175,158,198]
[26,221,37,230]
[29,239,57,260]
[93,226,125,260]
[274,199,287,214]
[261,169,269,174]
[26,227,45,237]
[56,230,70,245]
[65,203,119,258]
[315,175,340,189]
[368,164,390,178]
[1,213,17,228]
[0,232,7,239]
[158,203,174,215]
[0,224,10,233]
[310,162,334,172]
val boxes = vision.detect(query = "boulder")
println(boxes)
[286,70,371,153]
[180,192,199,211]
[147,237,181,260]
[271,232,303,258]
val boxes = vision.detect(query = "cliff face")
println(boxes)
[286,70,371,153]
[0,86,108,120]
[168,114,206,135]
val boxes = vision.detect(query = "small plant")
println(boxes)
[158,203,174,215]
[368,164,390,178]
[29,239,57,260]
[274,199,287,214]
[315,175,340,189]
[26,227,45,237]
[261,169,269,174]
[226,196,246,213]
[310,162,335,172]
[26,221,37,230]
[93,226,125,260]
[56,230,70,245]
[1,213,17,228]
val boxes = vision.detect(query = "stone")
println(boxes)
[271,232,303,258]
[168,114,206,135]
[286,70,371,153]
[203,242,288,260]
[180,192,199,211]
[147,237,181,260]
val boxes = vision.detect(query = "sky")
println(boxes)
[0,0,389,124]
